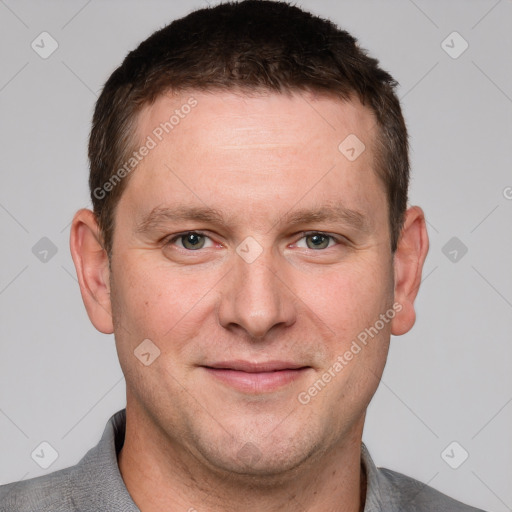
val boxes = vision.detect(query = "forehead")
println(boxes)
[122,89,383,224]
[136,89,376,156]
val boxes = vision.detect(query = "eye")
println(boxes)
[168,232,214,250]
[295,232,339,250]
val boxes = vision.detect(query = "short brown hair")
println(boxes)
[89,0,409,256]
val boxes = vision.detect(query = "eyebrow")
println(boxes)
[135,203,370,234]
[279,204,370,232]
[135,205,224,233]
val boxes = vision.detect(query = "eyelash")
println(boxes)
[164,231,344,250]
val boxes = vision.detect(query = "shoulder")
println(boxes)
[362,444,487,512]
[378,467,487,512]
[0,466,76,512]
[0,409,130,512]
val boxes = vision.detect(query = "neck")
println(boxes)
[118,405,366,512]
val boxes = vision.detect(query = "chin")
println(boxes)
[189,417,324,482]
[204,447,317,484]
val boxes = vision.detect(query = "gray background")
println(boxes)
[0,0,511,510]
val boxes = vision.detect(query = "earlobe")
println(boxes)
[70,209,114,334]
[391,206,429,336]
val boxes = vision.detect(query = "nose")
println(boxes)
[217,248,297,340]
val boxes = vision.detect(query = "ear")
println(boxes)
[391,206,429,336]
[69,209,114,334]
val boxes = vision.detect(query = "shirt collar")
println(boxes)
[71,408,139,511]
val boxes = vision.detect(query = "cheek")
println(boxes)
[293,255,394,338]
[110,256,213,347]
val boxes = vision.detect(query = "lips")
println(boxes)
[201,360,310,393]
[205,360,307,372]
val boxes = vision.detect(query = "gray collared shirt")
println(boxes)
[0,409,486,511]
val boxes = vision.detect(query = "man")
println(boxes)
[0,1,486,511]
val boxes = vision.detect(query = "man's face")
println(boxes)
[109,90,395,475]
